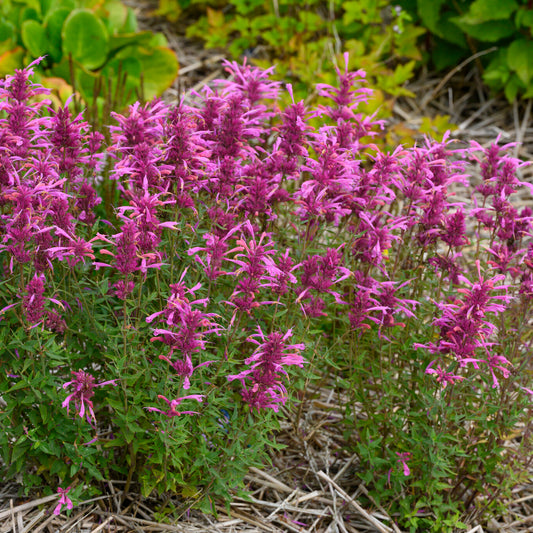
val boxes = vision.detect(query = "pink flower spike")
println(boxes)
[53,486,73,515]
[396,452,412,476]
[62,371,117,427]
[147,394,204,417]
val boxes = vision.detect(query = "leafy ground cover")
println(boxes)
[1,2,533,533]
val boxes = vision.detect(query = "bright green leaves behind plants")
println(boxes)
[134,46,180,99]
[507,40,533,88]
[0,0,178,109]
[176,0,425,148]
[62,9,109,70]
[21,19,47,58]
[398,0,533,101]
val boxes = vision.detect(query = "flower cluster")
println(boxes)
[417,261,512,388]
[62,370,117,426]
[228,327,305,412]
[1,55,532,525]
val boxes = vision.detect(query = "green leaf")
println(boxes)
[148,32,169,48]
[461,0,518,24]
[108,30,152,53]
[516,8,533,29]
[507,40,533,86]
[43,8,69,62]
[153,0,183,23]
[120,7,137,33]
[40,0,53,15]
[62,8,109,70]
[50,0,75,9]
[50,458,68,476]
[417,0,446,34]
[450,18,515,42]
[483,47,510,88]
[128,45,178,99]
[393,60,415,85]
[20,7,40,24]
[0,18,14,42]
[343,1,382,25]
[97,0,127,34]
[504,74,523,102]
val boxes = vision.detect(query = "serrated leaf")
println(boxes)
[451,18,515,42]
[461,0,518,24]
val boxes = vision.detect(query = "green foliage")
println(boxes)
[397,0,533,101]
[336,326,531,530]
[0,242,279,504]
[160,0,427,146]
[0,0,179,108]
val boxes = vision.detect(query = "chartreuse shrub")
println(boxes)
[397,0,533,102]
[0,0,178,114]
[158,0,453,146]
[0,57,532,530]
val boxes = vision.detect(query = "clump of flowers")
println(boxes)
[0,57,531,531]
[228,327,305,412]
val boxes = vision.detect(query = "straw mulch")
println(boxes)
[2,4,533,532]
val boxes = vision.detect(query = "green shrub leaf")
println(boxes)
[461,0,518,24]
[116,45,178,99]
[0,46,24,76]
[417,0,446,35]
[97,0,128,35]
[507,39,533,86]
[451,18,515,42]
[0,18,14,42]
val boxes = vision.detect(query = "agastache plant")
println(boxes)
[0,56,532,531]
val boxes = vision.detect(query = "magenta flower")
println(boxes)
[53,486,73,516]
[263,249,299,296]
[146,394,204,417]
[456,260,509,320]
[216,57,280,105]
[47,227,96,266]
[396,452,412,476]
[425,360,465,388]
[187,226,242,280]
[22,274,46,325]
[417,260,513,387]
[148,271,220,388]
[62,370,117,426]
[228,327,305,412]
[441,209,469,248]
